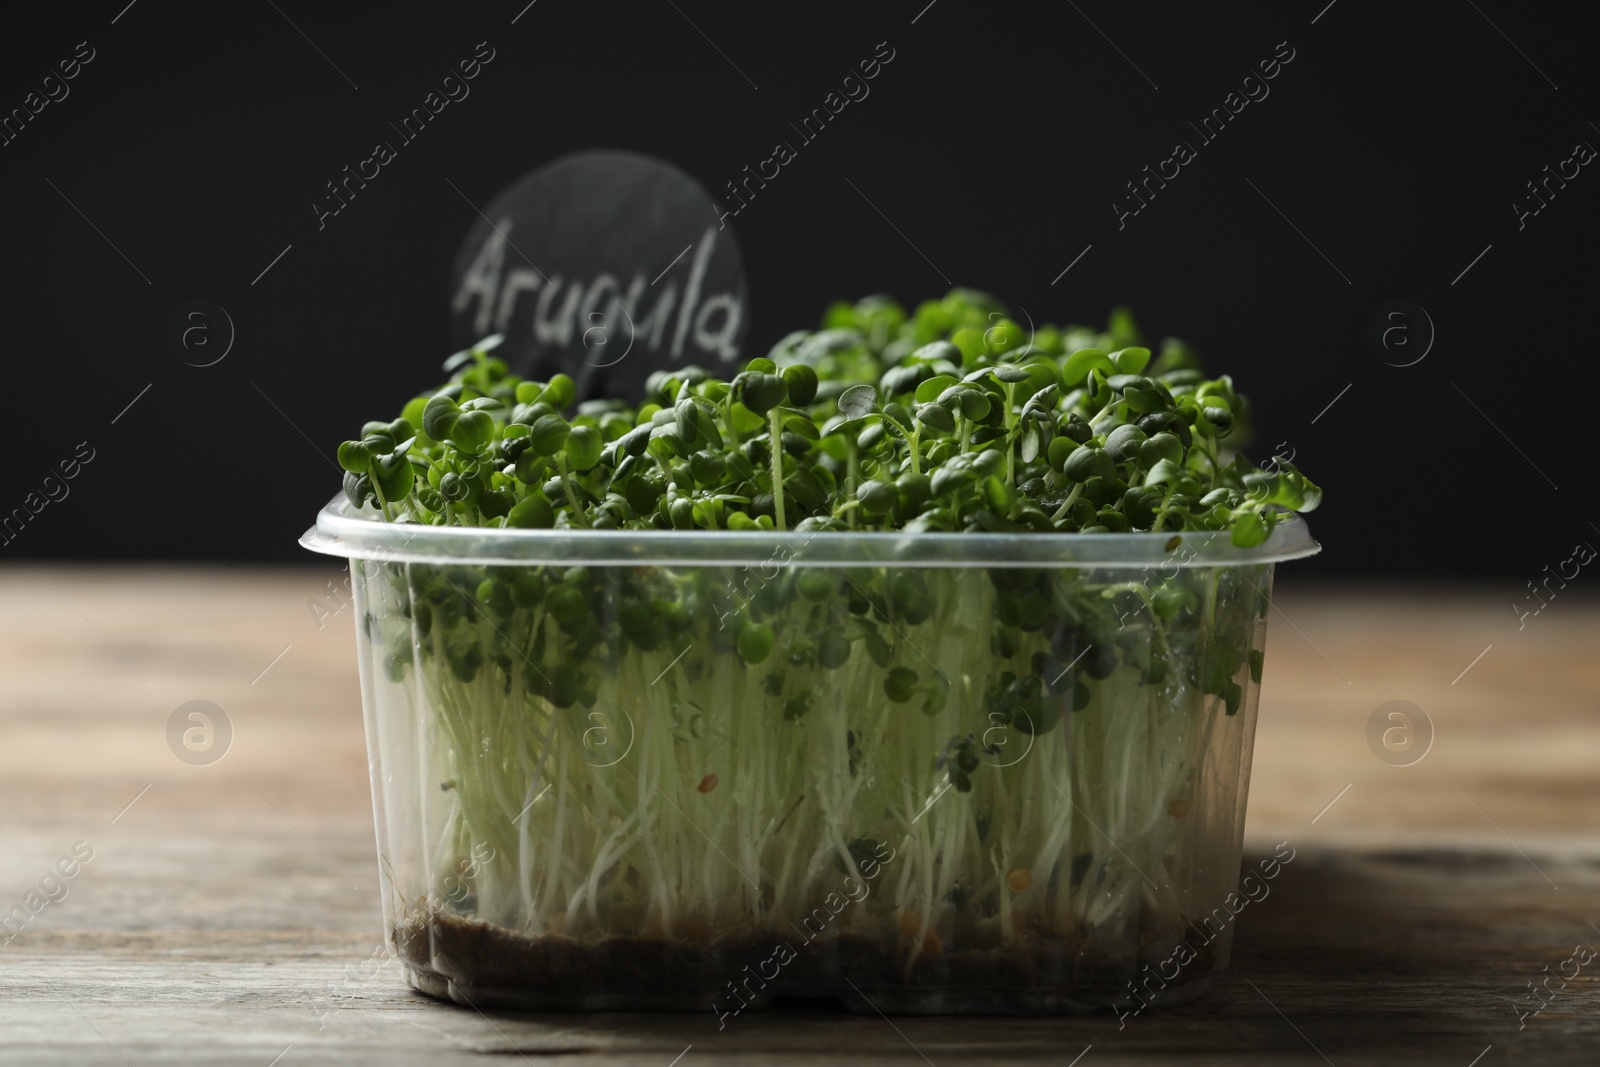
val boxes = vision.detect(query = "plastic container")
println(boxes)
[302,498,1317,1015]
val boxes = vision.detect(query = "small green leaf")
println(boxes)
[1110,346,1152,374]
[884,666,918,703]
[1047,435,1077,471]
[857,479,897,516]
[983,475,1015,513]
[955,388,991,421]
[529,414,571,456]
[1061,348,1115,387]
[1139,432,1184,467]
[1018,424,1042,464]
[1144,458,1186,487]
[564,425,603,471]
[506,494,555,528]
[1230,510,1269,547]
[738,623,774,665]
[837,383,879,419]
[915,374,959,404]
[448,410,494,453]
[337,440,373,473]
[1063,446,1114,483]
[371,451,414,501]
[862,627,891,668]
[728,402,766,436]
[816,631,852,669]
[782,412,821,440]
[909,340,962,366]
[543,374,577,410]
[915,402,955,433]
[737,372,788,414]
[421,394,461,441]
[1103,424,1147,463]
[783,364,819,406]
[988,364,1032,383]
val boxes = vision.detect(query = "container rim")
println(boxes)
[299,496,1319,569]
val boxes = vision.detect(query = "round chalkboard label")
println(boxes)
[449,149,748,401]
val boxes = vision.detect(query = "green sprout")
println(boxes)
[339,291,1318,996]
[337,295,1317,545]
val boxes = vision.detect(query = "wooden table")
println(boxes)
[1,567,1596,1065]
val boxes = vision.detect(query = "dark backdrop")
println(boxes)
[1,0,1593,578]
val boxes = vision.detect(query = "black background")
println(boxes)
[0,0,1593,578]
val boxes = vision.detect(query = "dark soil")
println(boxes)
[394,912,1220,1015]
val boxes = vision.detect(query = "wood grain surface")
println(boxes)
[0,566,1596,1065]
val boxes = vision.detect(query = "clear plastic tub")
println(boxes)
[301,499,1317,1015]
